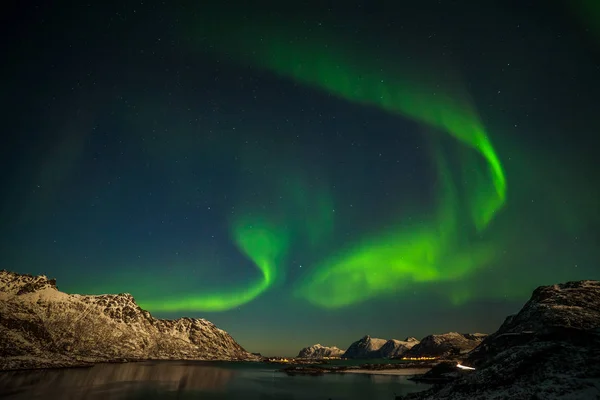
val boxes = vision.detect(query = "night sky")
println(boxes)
[2,1,599,357]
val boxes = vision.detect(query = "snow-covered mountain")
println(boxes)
[342,336,421,359]
[342,335,389,359]
[0,270,258,370]
[401,332,487,358]
[377,337,420,358]
[296,343,345,358]
[342,332,483,360]
[297,336,416,359]
[400,280,600,400]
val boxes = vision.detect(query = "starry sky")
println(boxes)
[2,0,599,357]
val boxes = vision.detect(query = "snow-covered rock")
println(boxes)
[0,270,258,370]
[296,343,345,359]
[377,337,420,358]
[342,335,389,358]
[342,335,420,359]
[400,280,600,400]
[402,332,487,358]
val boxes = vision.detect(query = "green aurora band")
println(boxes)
[191,12,506,228]
[138,173,334,312]
[139,219,287,312]
[181,15,508,308]
[139,12,508,312]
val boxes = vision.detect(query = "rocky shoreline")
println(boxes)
[280,361,439,376]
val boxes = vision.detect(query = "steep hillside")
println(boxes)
[0,270,257,370]
[401,280,600,400]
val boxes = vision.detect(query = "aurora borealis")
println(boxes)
[2,1,599,356]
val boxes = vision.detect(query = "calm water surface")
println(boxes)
[0,361,430,400]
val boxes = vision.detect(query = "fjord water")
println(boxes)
[0,361,430,400]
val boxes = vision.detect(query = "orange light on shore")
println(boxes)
[401,356,438,361]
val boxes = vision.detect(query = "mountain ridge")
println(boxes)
[402,332,487,358]
[338,332,485,360]
[0,270,258,370]
[296,343,345,358]
[342,335,390,359]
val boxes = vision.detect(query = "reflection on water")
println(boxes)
[0,361,430,400]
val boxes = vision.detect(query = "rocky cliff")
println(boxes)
[402,332,487,358]
[296,344,345,359]
[0,270,257,370]
[401,280,600,400]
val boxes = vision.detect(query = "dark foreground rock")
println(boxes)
[399,280,600,400]
[0,270,258,371]
[408,361,465,384]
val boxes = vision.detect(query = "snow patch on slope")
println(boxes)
[0,270,258,370]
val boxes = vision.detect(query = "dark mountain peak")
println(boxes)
[467,279,600,367]
[401,280,600,399]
